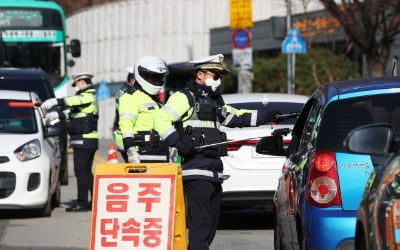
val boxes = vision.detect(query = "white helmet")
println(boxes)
[135,56,169,95]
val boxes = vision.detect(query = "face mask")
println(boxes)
[74,86,80,92]
[205,78,221,92]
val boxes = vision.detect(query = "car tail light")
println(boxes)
[227,139,258,151]
[8,101,35,108]
[227,138,292,152]
[306,150,341,207]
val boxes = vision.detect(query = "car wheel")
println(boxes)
[60,152,69,185]
[35,194,52,217]
[51,181,61,207]
[355,226,368,250]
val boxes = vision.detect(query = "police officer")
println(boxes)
[154,54,281,250]
[113,67,136,162]
[41,72,99,212]
[119,56,170,163]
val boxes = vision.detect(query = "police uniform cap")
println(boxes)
[71,72,94,86]
[190,54,229,74]
[126,66,135,75]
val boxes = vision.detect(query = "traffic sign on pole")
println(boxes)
[232,47,252,69]
[229,0,253,29]
[282,27,307,54]
[231,29,251,49]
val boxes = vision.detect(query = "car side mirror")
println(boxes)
[256,135,285,156]
[69,39,81,58]
[44,123,63,137]
[344,123,394,155]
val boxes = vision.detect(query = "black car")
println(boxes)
[344,123,400,250]
[0,68,69,185]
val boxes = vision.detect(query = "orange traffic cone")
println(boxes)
[107,143,118,163]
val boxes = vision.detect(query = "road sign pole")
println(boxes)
[292,53,296,93]
[287,54,292,94]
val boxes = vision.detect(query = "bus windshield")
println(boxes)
[0,42,65,88]
[0,5,75,97]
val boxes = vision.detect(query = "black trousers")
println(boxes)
[73,148,96,206]
[118,149,129,163]
[184,179,222,250]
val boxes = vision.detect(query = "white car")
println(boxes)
[0,90,62,216]
[220,93,308,209]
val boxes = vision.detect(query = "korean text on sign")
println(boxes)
[90,175,175,250]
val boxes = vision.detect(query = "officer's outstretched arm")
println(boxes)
[154,92,191,146]
[221,104,279,128]
[62,92,95,108]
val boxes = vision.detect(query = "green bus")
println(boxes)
[0,0,80,97]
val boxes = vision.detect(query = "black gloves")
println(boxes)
[177,135,196,157]
[268,111,284,123]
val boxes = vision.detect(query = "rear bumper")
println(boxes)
[303,205,356,250]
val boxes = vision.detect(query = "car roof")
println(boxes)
[0,68,48,80]
[0,89,39,103]
[319,76,400,101]
[222,92,309,104]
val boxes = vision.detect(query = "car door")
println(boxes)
[276,98,320,247]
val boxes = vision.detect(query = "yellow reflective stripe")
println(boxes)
[161,127,176,140]
[120,112,137,119]
[70,140,83,145]
[182,169,224,178]
[222,113,235,126]
[250,110,257,126]
[162,105,181,121]
[183,120,218,128]
[140,155,168,161]
[122,132,134,139]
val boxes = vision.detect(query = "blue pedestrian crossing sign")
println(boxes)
[282,27,307,54]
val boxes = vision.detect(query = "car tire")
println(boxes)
[35,194,52,217]
[51,182,61,207]
[59,150,69,185]
[355,226,368,250]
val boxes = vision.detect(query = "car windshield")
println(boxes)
[0,99,37,134]
[317,93,400,152]
[0,77,54,101]
[228,102,305,125]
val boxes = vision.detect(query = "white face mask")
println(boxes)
[74,86,80,92]
[205,78,221,92]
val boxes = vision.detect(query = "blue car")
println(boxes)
[256,77,400,250]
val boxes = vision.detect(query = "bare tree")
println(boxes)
[319,0,400,76]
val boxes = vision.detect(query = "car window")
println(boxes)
[0,78,54,101]
[228,102,305,125]
[317,93,400,152]
[0,99,37,134]
[299,100,321,150]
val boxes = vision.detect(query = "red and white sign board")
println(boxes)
[90,174,176,250]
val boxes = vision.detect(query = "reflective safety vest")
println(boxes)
[155,83,261,182]
[119,88,169,162]
[113,84,135,151]
[61,85,99,149]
